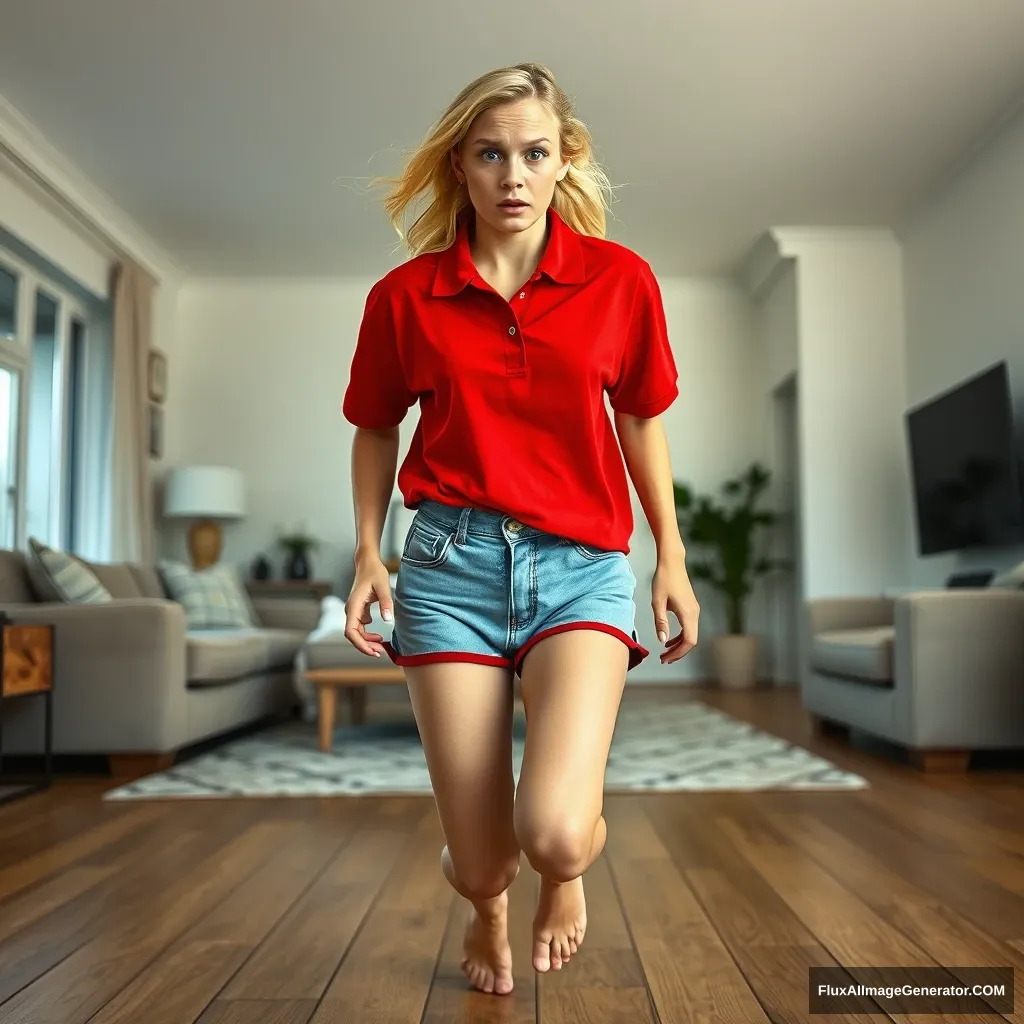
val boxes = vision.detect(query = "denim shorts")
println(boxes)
[383,500,649,678]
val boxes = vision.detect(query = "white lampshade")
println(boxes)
[164,466,245,519]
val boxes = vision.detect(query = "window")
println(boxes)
[0,243,112,558]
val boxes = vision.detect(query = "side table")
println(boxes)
[0,620,54,805]
[305,666,405,753]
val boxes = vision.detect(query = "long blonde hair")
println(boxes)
[371,63,617,258]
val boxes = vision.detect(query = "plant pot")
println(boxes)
[711,634,759,689]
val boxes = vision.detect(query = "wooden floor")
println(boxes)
[1,687,1024,1023]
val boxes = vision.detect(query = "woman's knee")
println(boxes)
[515,814,596,882]
[448,849,520,900]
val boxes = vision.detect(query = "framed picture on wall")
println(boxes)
[149,403,163,459]
[148,348,167,404]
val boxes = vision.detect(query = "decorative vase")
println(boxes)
[252,555,271,581]
[711,634,759,689]
[286,549,311,581]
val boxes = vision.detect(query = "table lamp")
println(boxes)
[164,466,245,569]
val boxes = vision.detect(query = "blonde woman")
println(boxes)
[343,62,699,995]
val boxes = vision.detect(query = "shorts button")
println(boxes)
[507,520,522,532]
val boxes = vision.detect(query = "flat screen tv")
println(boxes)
[905,361,1024,556]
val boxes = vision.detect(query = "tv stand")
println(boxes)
[945,570,994,588]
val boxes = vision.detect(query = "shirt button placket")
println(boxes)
[506,322,526,375]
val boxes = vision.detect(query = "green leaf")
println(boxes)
[671,461,789,628]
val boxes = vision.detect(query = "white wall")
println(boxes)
[900,107,1024,587]
[761,262,799,392]
[774,230,912,602]
[167,274,762,683]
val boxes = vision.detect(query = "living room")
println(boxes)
[2,3,1024,1022]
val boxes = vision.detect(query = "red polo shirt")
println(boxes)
[342,207,678,554]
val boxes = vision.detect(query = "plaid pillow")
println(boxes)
[157,560,257,629]
[26,538,112,604]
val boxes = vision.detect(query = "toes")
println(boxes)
[495,974,515,995]
[559,938,572,963]
[550,939,562,970]
[533,936,552,972]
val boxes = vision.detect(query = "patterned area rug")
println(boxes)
[104,701,867,799]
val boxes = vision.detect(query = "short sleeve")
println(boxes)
[607,261,679,418]
[342,279,416,428]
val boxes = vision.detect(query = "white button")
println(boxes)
[508,326,516,335]
[519,291,525,299]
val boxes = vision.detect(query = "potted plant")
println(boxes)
[673,462,786,689]
[278,527,319,581]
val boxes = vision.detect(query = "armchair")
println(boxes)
[802,589,1024,770]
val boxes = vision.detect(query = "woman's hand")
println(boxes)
[652,550,700,664]
[344,553,395,658]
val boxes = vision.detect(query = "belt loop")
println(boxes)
[456,507,471,545]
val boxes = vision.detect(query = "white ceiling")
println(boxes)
[1,0,1023,279]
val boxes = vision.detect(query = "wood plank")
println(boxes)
[0,803,163,900]
[308,807,453,1023]
[0,826,206,1006]
[197,1001,317,1024]
[603,796,771,1023]
[717,808,1002,1023]
[774,810,1024,1018]
[647,795,885,1022]
[221,800,426,1001]
[858,784,1024,859]
[809,794,1024,942]
[0,864,117,942]
[0,793,126,868]
[0,800,236,947]
[0,818,289,1024]
[85,817,353,1024]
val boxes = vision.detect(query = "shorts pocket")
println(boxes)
[401,517,455,569]
[568,539,618,561]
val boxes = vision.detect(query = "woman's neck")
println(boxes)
[469,209,550,280]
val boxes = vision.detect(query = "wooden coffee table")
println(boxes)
[304,666,406,753]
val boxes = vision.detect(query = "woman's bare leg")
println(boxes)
[405,661,520,995]
[513,630,628,972]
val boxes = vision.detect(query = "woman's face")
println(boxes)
[451,98,570,237]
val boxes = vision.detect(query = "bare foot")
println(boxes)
[533,876,587,972]
[461,892,514,995]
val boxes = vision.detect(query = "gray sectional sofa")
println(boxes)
[0,549,321,775]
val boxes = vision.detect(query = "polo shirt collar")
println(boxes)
[432,206,586,296]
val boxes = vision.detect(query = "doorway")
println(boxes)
[770,373,802,684]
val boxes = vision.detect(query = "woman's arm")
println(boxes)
[614,411,699,661]
[352,425,401,566]
[614,412,685,562]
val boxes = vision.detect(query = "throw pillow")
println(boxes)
[157,560,257,630]
[26,538,113,604]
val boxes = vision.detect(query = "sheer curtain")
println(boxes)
[109,259,156,563]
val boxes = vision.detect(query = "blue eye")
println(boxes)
[480,149,548,162]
